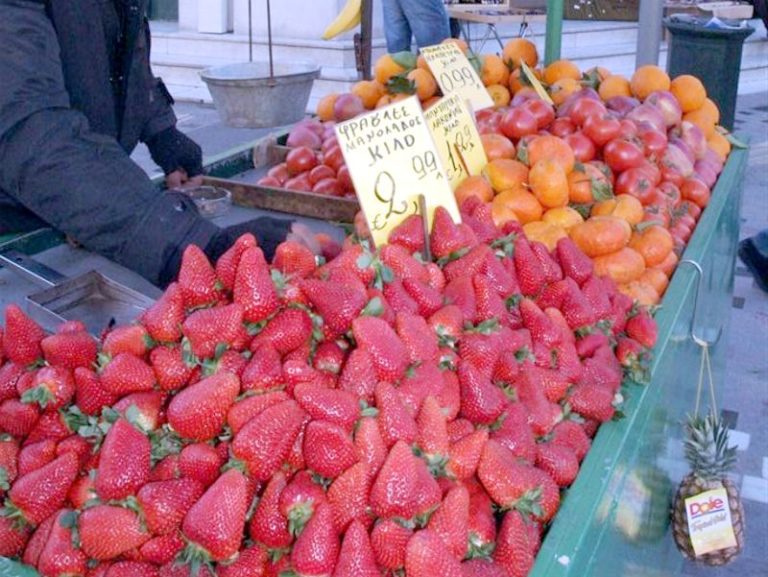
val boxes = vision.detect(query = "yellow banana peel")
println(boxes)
[322,0,362,40]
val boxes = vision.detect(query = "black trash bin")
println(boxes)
[664,16,754,130]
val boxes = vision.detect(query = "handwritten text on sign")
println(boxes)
[425,94,488,190]
[335,96,460,247]
[420,43,494,111]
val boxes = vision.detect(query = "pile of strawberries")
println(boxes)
[0,204,658,577]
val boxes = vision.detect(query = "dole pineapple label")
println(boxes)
[335,95,459,247]
[420,43,494,111]
[424,94,488,190]
[684,488,738,556]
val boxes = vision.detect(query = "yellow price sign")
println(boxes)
[520,61,554,105]
[335,96,460,247]
[424,94,488,190]
[420,43,495,112]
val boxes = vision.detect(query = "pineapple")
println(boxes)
[672,412,745,565]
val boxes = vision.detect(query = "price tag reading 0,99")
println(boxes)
[335,95,460,248]
[420,43,494,112]
[424,94,488,190]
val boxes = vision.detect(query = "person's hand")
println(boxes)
[146,127,203,185]
[166,170,204,190]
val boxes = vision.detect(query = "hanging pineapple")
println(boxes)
[671,411,745,565]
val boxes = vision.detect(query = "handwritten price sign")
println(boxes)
[335,96,460,247]
[420,43,494,111]
[425,94,488,190]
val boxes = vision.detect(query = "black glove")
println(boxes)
[206,217,294,263]
[146,126,203,177]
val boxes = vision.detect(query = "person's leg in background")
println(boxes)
[400,0,451,50]
[739,230,768,293]
[382,0,413,53]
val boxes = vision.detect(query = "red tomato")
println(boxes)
[604,138,645,173]
[500,107,539,140]
[660,166,685,187]
[618,118,639,140]
[568,97,607,127]
[564,132,596,163]
[337,165,354,194]
[638,127,668,159]
[267,162,290,185]
[308,165,336,186]
[680,177,711,209]
[323,145,345,173]
[257,175,282,188]
[637,161,662,186]
[583,114,622,147]
[615,167,656,204]
[643,204,671,228]
[312,178,344,196]
[521,98,556,130]
[286,146,318,176]
[679,200,702,221]
[658,181,682,207]
[321,137,339,154]
[549,117,576,138]
[670,222,693,244]
[283,172,312,192]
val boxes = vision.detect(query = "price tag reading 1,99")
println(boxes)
[334,95,460,248]
[424,94,488,190]
[420,43,494,112]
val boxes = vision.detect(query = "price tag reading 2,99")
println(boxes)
[420,43,494,112]
[425,94,488,190]
[335,95,460,247]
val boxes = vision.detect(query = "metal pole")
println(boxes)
[248,0,253,63]
[636,0,665,67]
[355,0,374,80]
[266,0,274,78]
[544,0,563,65]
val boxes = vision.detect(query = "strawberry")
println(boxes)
[37,509,87,577]
[0,514,29,557]
[332,519,378,577]
[459,330,502,379]
[375,382,417,448]
[102,325,152,358]
[428,305,464,347]
[536,279,570,311]
[458,361,505,425]
[17,439,56,477]
[383,278,419,315]
[116,391,166,434]
[491,403,537,464]
[530,240,563,284]
[431,207,470,260]
[0,435,19,492]
[554,340,583,383]
[181,469,249,562]
[536,441,579,487]
[396,363,444,417]
[241,342,282,393]
[581,275,613,319]
[218,544,269,577]
[338,349,378,403]
[294,383,360,433]
[149,454,181,482]
[95,419,151,500]
[141,282,186,344]
[103,561,159,577]
[550,419,591,461]
[19,366,75,411]
[477,441,546,516]
[249,470,292,549]
[272,239,316,279]
[300,278,368,338]
[0,362,25,403]
[55,433,99,469]
[354,417,387,478]
[370,441,424,519]
[291,502,340,577]
[353,316,409,382]
[233,246,279,323]
[443,245,490,283]
[447,418,474,443]
[182,303,245,360]
[303,420,358,479]
[371,519,412,570]
[396,312,439,365]
[40,330,98,370]
[278,470,326,534]
[137,478,204,536]
[67,474,97,509]
[327,461,371,533]
[0,329,3,365]
[568,381,615,422]
[380,244,430,284]
[416,396,450,469]
[5,452,78,526]
[140,533,186,565]
[177,244,222,309]
[2,305,45,366]
[439,370,462,421]
[555,237,594,285]
[561,280,597,329]
[447,429,488,480]
[514,237,546,296]
[231,399,306,481]
[464,202,499,244]
[467,488,496,558]
[79,504,150,560]
[428,484,470,560]
[167,372,239,441]
[576,331,610,359]
[150,346,193,392]
[461,559,509,577]
[625,307,658,348]
[405,529,464,577]
[251,308,312,356]
[215,233,257,292]
[281,360,321,394]
[227,390,289,435]
[494,510,536,577]
[388,213,425,253]
[179,443,224,488]
[609,291,634,335]
[444,276,478,323]
[402,277,443,318]
[99,353,155,396]
[313,341,346,375]
[72,367,115,417]
[520,299,561,347]
[474,274,509,325]
[21,514,54,566]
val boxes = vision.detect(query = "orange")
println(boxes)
[684,101,719,138]
[640,267,670,297]
[701,98,721,124]
[407,68,438,101]
[490,195,521,227]
[570,215,632,257]
[523,221,568,252]
[480,133,516,162]
[628,224,674,267]
[487,84,511,108]
[455,175,494,206]
[527,135,576,174]
[618,281,660,306]
[493,188,543,224]
[375,93,409,108]
[598,75,632,101]
[657,250,679,278]
[317,93,339,121]
[508,68,526,94]
[442,37,470,53]
[707,130,731,161]
[593,247,646,284]
[352,81,385,110]
[483,158,529,192]
[670,74,707,113]
[529,159,569,209]
[481,54,510,87]
[542,206,584,231]
[567,164,610,205]
[416,54,429,71]
[586,66,612,82]
[591,194,644,226]
[630,65,671,101]
[549,77,581,106]
[374,54,407,86]
[543,59,581,85]
[502,38,539,69]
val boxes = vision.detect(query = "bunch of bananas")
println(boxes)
[322,0,362,39]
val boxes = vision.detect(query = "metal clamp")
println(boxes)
[679,259,723,347]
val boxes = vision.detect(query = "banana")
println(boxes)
[322,0,362,40]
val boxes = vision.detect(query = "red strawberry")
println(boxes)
[72,367,115,416]
[536,279,570,311]
[444,276,478,323]
[327,462,371,533]
[21,513,54,566]
[397,362,445,417]
[95,419,151,500]
[251,308,312,355]
[428,305,464,347]
[179,443,224,488]
[167,372,239,441]
[576,331,610,359]
[581,275,613,318]
[520,299,561,347]
[272,239,316,279]
[17,439,56,477]
[0,514,29,557]
[555,237,594,285]
[370,441,424,519]
[313,341,346,375]
[40,330,97,370]
[388,213,425,253]
[20,408,71,445]
[416,396,450,467]
[477,441,547,516]
[375,382,418,448]
[431,207,469,259]
[177,245,221,309]
[150,346,193,392]
[354,416,387,478]
[405,529,464,577]
[550,419,591,461]
[99,353,155,396]
[428,484,470,559]
[103,325,152,358]
[568,381,615,422]
[5,452,78,526]
[291,502,339,577]
[353,316,409,382]
[380,244,430,284]
[447,429,488,480]
[561,280,597,329]
[67,474,97,509]
[294,383,360,433]
[303,420,358,479]
[300,278,368,338]
[514,237,546,296]
[111,390,164,432]
[249,470,292,549]
[182,303,245,360]
[396,312,439,365]
[467,488,496,558]
[241,342,282,393]
[625,308,658,348]
[19,366,75,411]
[231,400,306,481]
[447,418,474,443]
[137,478,205,536]
[226,390,289,435]
[79,504,150,560]
[491,403,537,464]
[443,245,490,283]
[459,330,502,379]
[104,561,160,577]
[609,291,634,335]
[0,435,19,492]
[474,274,509,325]
[278,470,326,535]
[215,233,258,292]
[439,370,462,421]
[402,277,444,319]
[333,519,379,577]
[149,454,181,482]
[2,305,45,366]
[494,510,536,577]
[338,349,378,403]
[218,544,269,577]
[371,519,412,570]
[0,362,25,403]
[181,469,249,562]
[140,532,186,565]
[141,282,186,344]
[536,441,579,487]
[461,559,509,577]
[457,361,505,425]
[36,509,88,577]
[530,240,563,284]
[233,246,279,323]
[382,278,419,316]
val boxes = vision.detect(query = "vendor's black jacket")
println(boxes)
[0,0,226,285]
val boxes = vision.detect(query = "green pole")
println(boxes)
[544,0,564,65]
